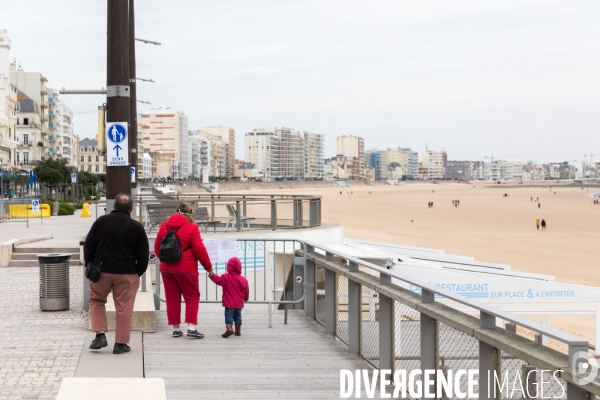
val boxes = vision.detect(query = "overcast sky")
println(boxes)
[2,0,599,163]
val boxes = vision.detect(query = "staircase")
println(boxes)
[9,247,81,267]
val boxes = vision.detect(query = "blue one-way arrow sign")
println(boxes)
[106,122,129,166]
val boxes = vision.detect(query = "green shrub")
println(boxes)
[58,201,75,216]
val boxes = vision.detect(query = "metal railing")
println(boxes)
[137,192,321,232]
[153,238,306,327]
[0,199,44,227]
[301,239,600,400]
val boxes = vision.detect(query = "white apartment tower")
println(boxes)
[199,126,235,178]
[139,111,186,179]
[0,30,18,169]
[245,128,319,181]
[335,135,366,180]
[422,150,447,180]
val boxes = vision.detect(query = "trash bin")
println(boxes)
[38,253,71,311]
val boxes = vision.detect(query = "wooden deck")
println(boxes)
[143,310,374,399]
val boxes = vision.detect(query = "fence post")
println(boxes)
[305,244,316,318]
[236,200,241,232]
[242,195,247,217]
[479,311,499,400]
[297,199,303,227]
[210,195,215,221]
[293,199,298,227]
[421,289,436,397]
[309,198,317,226]
[379,293,394,373]
[348,261,361,355]
[270,197,277,231]
[568,343,592,400]
[325,267,336,336]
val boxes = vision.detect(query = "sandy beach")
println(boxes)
[222,182,600,346]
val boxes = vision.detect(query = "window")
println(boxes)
[103,166,106,172]
[23,134,28,145]
[95,165,99,172]
[23,153,29,165]
[81,155,84,162]
[80,147,84,152]
[96,155,99,162]
[88,156,91,162]
[16,153,19,163]
[24,118,29,125]
[88,165,92,172]
[80,165,84,171]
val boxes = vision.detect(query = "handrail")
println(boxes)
[303,240,588,347]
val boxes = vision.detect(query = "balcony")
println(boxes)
[19,142,32,147]
[0,138,18,150]
[41,125,48,134]
[48,136,55,142]
[48,122,54,129]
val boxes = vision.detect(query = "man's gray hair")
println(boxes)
[115,193,133,212]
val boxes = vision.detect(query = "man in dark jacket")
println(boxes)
[84,193,149,354]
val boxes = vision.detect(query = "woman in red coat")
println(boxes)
[154,203,213,338]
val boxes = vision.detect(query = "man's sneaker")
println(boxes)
[113,344,131,354]
[187,329,205,339]
[89,335,108,350]
[172,330,183,337]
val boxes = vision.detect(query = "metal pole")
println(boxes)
[420,289,436,396]
[348,278,361,355]
[106,0,132,204]
[325,269,336,336]
[479,311,499,400]
[129,0,137,191]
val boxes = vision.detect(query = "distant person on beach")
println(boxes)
[457,200,460,206]
[541,219,546,230]
[531,197,532,202]
[455,201,457,208]
[538,203,541,209]
[536,219,540,230]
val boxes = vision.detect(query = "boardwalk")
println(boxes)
[144,310,374,399]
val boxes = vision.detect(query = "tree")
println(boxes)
[34,159,71,199]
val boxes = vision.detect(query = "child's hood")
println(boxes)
[227,257,242,275]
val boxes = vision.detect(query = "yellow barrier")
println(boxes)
[80,203,93,218]
[7,204,51,218]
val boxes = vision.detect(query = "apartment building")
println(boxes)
[335,135,365,180]
[79,138,106,174]
[444,160,485,181]
[303,132,325,180]
[245,128,321,181]
[366,149,387,180]
[199,126,235,178]
[138,111,186,179]
[421,150,447,180]
[0,30,18,168]
[15,91,43,169]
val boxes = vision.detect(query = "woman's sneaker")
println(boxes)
[187,329,205,339]
[172,330,183,337]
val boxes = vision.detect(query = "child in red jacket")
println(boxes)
[209,257,250,337]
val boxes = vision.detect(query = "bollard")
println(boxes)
[80,203,92,217]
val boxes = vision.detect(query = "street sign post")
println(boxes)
[32,199,39,217]
[106,122,129,166]
[130,167,136,183]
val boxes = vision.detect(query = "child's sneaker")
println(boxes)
[187,329,205,339]
[172,330,183,337]
[222,324,234,338]
[235,325,241,336]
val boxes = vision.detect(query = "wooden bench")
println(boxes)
[145,204,175,233]
[194,205,220,233]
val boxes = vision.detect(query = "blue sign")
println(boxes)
[107,123,127,144]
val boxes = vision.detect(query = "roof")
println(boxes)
[79,138,98,147]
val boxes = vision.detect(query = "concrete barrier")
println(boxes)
[57,377,166,400]
[0,236,53,267]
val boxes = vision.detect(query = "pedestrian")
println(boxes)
[452,200,455,206]
[538,203,541,209]
[431,202,434,208]
[455,201,457,208]
[154,203,214,339]
[84,193,149,354]
[541,219,546,230]
[340,191,342,195]
[530,197,532,202]
[537,197,539,202]
[209,257,249,337]
[536,219,540,230]
[8,189,13,199]
[457,200,460,206]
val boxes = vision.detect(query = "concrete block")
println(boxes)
[57,377,166,400]
[76,332,143,378]
[0,236,53,267]
[88,272,155,332]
